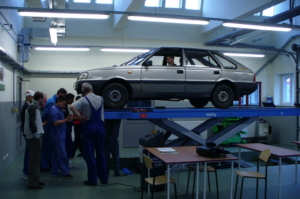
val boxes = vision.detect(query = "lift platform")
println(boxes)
[105,106,300,146]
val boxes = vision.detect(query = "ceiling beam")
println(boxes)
[113,0,144,29]
[201,0,285,34]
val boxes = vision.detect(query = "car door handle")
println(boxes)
[214,71,220,75]
[177,70,184,74]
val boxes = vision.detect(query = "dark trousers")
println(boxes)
[104,138,120,176]
[51,138,69,176]
[27,137,42,186]
[65,124,73,160]
[82,123,108,184]
[41,128,52,169]
[23,141,29,176]
[72,124,83,156]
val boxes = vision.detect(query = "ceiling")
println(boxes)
[20,0,300,52]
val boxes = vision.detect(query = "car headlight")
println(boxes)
[78,72,88,80]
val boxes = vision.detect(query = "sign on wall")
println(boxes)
[0,62,5,91]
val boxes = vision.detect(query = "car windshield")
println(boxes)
[121,49,157,66]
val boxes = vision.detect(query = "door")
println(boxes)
[184,49,221,94]
[141,48,185,94]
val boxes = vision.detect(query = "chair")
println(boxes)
[234,149,271,199]
[186,164,219,198]
[141,154,177,199]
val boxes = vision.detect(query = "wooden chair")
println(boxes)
[141,154,177,199]
[186,164,219,198]
[234,149,271,199]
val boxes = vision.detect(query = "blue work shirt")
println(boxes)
[49,105,66,141]
[42,94,58,123]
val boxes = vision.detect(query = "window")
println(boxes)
[145,0,162,7]
[282,74,293,104]
[262,6,274,16]
[185,50,219,68]
[165,0,181,8]
[213,54,237,69]
[73,0,91,3]
[96,0,113,4]
[185,0,201,10]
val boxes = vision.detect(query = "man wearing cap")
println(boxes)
[21,90,34,180]
[41,88,67,171]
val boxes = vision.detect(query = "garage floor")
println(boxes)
[0,149,299,199]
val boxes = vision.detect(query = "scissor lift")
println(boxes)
[105,106,300,146]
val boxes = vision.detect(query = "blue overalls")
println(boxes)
[49,105,70,176]
[82,97,108,184]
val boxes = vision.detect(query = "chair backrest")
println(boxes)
[143,154,154,169]
[259,149,271,163]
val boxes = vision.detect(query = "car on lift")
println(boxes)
[74,47,257,109]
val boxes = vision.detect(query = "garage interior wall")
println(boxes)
[1,0,300,176]
[0,0,24,177]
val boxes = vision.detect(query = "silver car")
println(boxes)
[74,47,257,109]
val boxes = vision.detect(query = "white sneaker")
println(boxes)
[22,173,28,180]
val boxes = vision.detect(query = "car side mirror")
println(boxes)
[143,60,152,66]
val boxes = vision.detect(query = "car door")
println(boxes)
[184,49,221,94]
[141,49,185,94]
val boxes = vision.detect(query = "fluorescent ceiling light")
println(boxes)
[18,11,109,19]
[101,48,150,53]
[35,47,90,51]
[128,16,209,25]
[0,46,5,52]
[222,22,292,32]
[223,53,265,58]
[49,28,57,45]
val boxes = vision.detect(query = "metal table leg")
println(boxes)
[230,161,234,199]
[278,157,282,199]
[167,164,170,199]
[195,163,199,199]
[203,162,207,199]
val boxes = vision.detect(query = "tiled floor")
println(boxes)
[0,148,300,199]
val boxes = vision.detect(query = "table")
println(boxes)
[236,143,300,199]
[145,146,238,199]
[291,141,300,183]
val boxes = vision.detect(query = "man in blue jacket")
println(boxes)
[41,88,67,171]
[49,96,73,179]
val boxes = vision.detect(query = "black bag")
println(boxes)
[196,146,230,158]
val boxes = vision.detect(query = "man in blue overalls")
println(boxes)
[41,88,67,171]
[49,96,73,179]
[70,83,108,186]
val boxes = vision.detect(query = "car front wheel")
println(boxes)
[189,98,209,108]
[101,83,129,109]
[211,85,234,109]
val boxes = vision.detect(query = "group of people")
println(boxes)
[21,83,121,189]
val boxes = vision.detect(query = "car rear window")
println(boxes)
[185,50,220,68]
[213,53,237,69]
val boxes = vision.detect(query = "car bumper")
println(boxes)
[236,82,257,96]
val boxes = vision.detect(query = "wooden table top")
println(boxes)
[236,143,300,157]
[292,141,300,145]
[145,146,238,164]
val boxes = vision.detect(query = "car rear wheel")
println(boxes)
[211,84,234,109]
[101,83,129,109]
[189,98,209,108]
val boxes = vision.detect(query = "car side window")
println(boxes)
[185,50,220,68]
[149,55,165,66]
[213,54,237,69]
